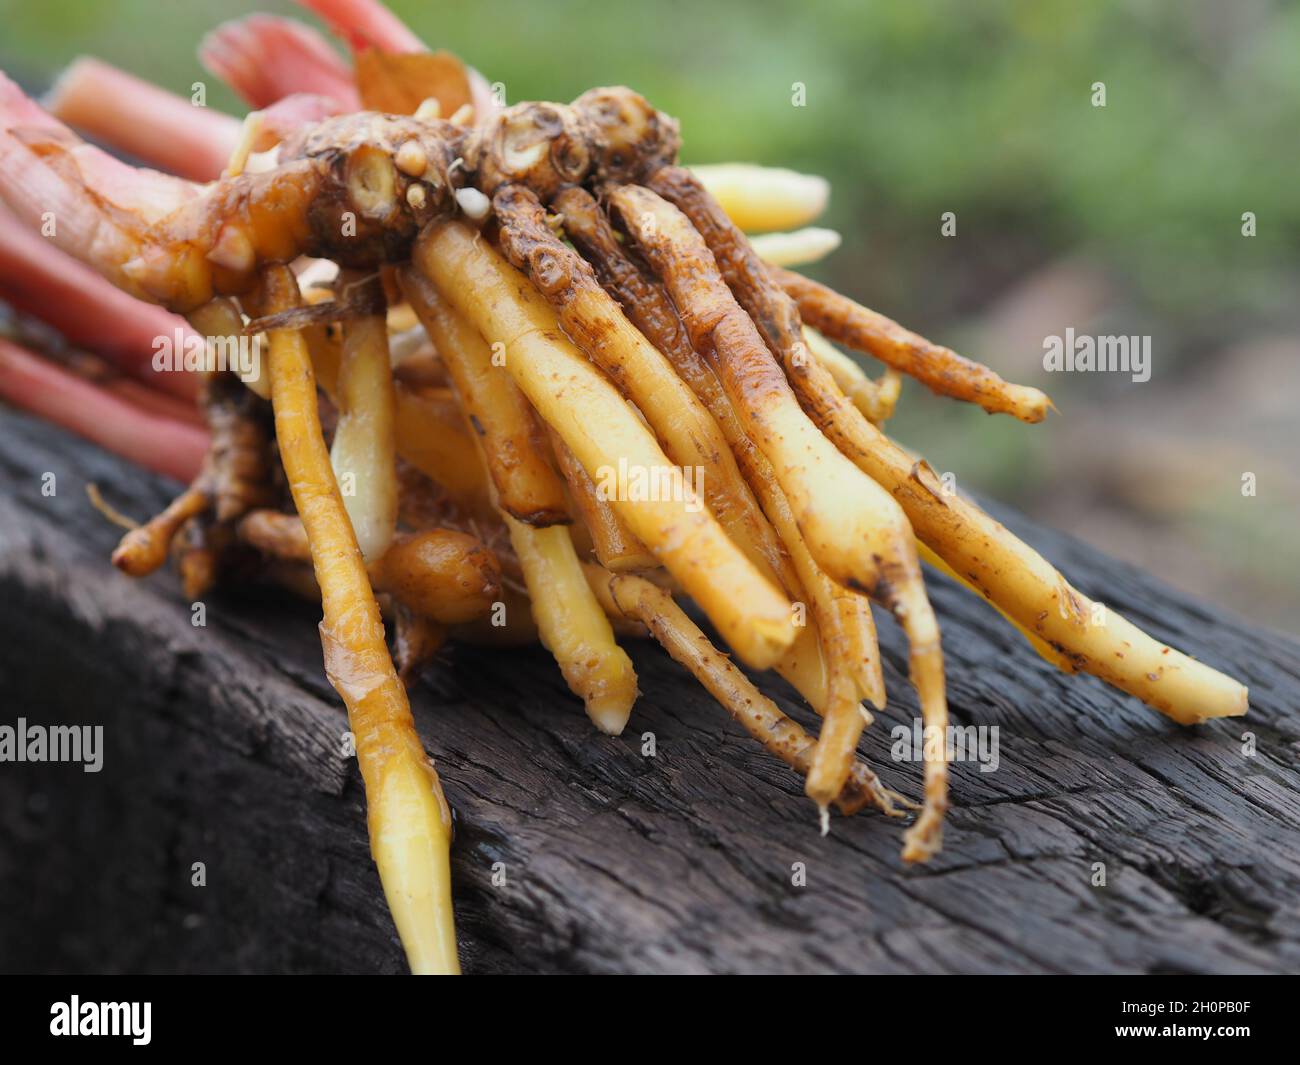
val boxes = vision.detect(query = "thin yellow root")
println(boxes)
[331,272,398,562]
[777,267,1051,423]
[111,485,209,576]
[400,266,569,526]
[880,450,1248,725]
[238,508,311,560]
[306,319,492,515]
[550,429,657,571]
[506,516,639,735]
[803,327,901,426]
[583,564,906,818]
[256,265,458,975]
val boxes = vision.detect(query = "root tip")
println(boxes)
[586,696,634,736]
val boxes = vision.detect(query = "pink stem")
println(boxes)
[295,0,426,53]
[0,74,201,304]
[200,15,359,110]
[0,203,200,400]
[93,372,204,427]
[45,58,240,181]
[0,337,207,482]
[44,56,344,180]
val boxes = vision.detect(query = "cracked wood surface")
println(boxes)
[1,407,1298,974]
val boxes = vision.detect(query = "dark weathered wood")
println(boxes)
[0,407,1297,974]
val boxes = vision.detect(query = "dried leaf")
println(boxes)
[355,49,473,118]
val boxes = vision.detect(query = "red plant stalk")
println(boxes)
[45,58,241,181]
[296,0,426,53]
[0,337,207,483]
[200,15,360,110]
[0,204,201,400]
[107,382,203,428]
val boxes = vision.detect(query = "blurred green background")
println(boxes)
[3,0,1297,631]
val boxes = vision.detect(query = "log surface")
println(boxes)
[1,408,1298,975]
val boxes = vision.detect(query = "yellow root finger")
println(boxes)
[306,318,492,517]
[413,220,796,671]
[885,448,1247,724]
[611,186,914,602]
[255,264,458,975]
[550,429,656,571]
[750,227,841,267]
[331,271,398,562]
[687,163,830,232]
[400,266,570,526]
[506,517,638,735]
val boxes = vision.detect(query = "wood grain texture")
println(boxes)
[0,407,1297,974]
